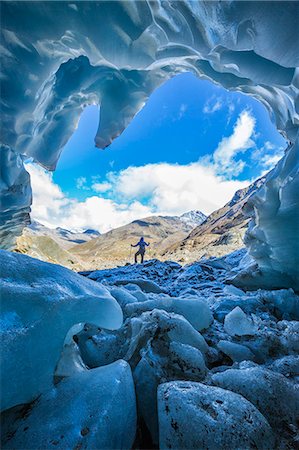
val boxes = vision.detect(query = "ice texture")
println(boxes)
[72,308,209,444]
[217,340,255,363]
[125,296,213,331]
[2,256,297,446]
[2,360,136,450]
[0,250,122,411]
[224,306,256,336]
[212,367,299,434]
[0,1,298,290]
[158,381,274,450]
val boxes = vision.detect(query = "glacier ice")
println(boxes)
[217,340,255,363]
[212,367,299,435]
[2,254,298,446]
[1,360,136,450]
[0,146,32,250]
[72,308,209,444]
[0,1,299,290]
[224,306,256,336]
[267,355,299,379]
[125,295,213,331]
[0,250,123,411]
[158,381,274,450]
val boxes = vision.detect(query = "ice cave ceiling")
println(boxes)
[0,1,298,289]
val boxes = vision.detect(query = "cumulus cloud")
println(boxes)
[26,163,152,233]
[108,162,249,216]
[91,182,112,193]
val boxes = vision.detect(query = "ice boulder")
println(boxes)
[158,381,274,450]
[55,324,88,380]
[259,289,299,320]
[0,250,123,411]
[125,296,213,331]
[75,309,209,371]
[74,309,209,444]
[135,340,207,444]
[109,286,138,308]
[267,355,299,379]
[224,306,256,336]
[114,278,166,293]
[1,360,136,450]
[212,367,299,433]
[217,340,255,363]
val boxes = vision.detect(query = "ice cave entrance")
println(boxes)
[30,72,286,235]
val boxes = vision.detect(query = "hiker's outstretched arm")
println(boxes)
[131,243,138,247]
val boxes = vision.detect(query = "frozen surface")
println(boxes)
[2,251,299,447]
[2,360,136,450]
[0,1,299,290]
[0,250,122,411]
[158,381,274,450]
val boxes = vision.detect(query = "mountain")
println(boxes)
[161,177,265,263]
[14,179,265,271]
[70,215,197,269]
[53,227,100,247]
[178,210,207,228]
[27,222,100,248]
[15,222,100,270]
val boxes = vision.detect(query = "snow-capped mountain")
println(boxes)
[179,210,207,229]
[28,221,100,247]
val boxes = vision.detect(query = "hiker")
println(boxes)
[131,237,150,264]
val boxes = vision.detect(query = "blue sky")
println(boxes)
[27,73,286,232]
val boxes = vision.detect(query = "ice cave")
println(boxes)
[0,1,299,450]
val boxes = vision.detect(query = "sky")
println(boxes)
[26,72,286,233]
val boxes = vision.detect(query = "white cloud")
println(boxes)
[76,176,90,190]
[203,110,256,178]
[26,163,152,233]
[109,162,249,216]
[91,182,112,193]
[203,96,223,114]
[252,142,285,171]
[177,103,187,120]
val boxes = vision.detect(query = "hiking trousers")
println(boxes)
[135,249,145,264]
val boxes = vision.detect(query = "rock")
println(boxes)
[1,360,136,450]
[212,367,299,432]
[158,381,274,450]
[224,306,256,336]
